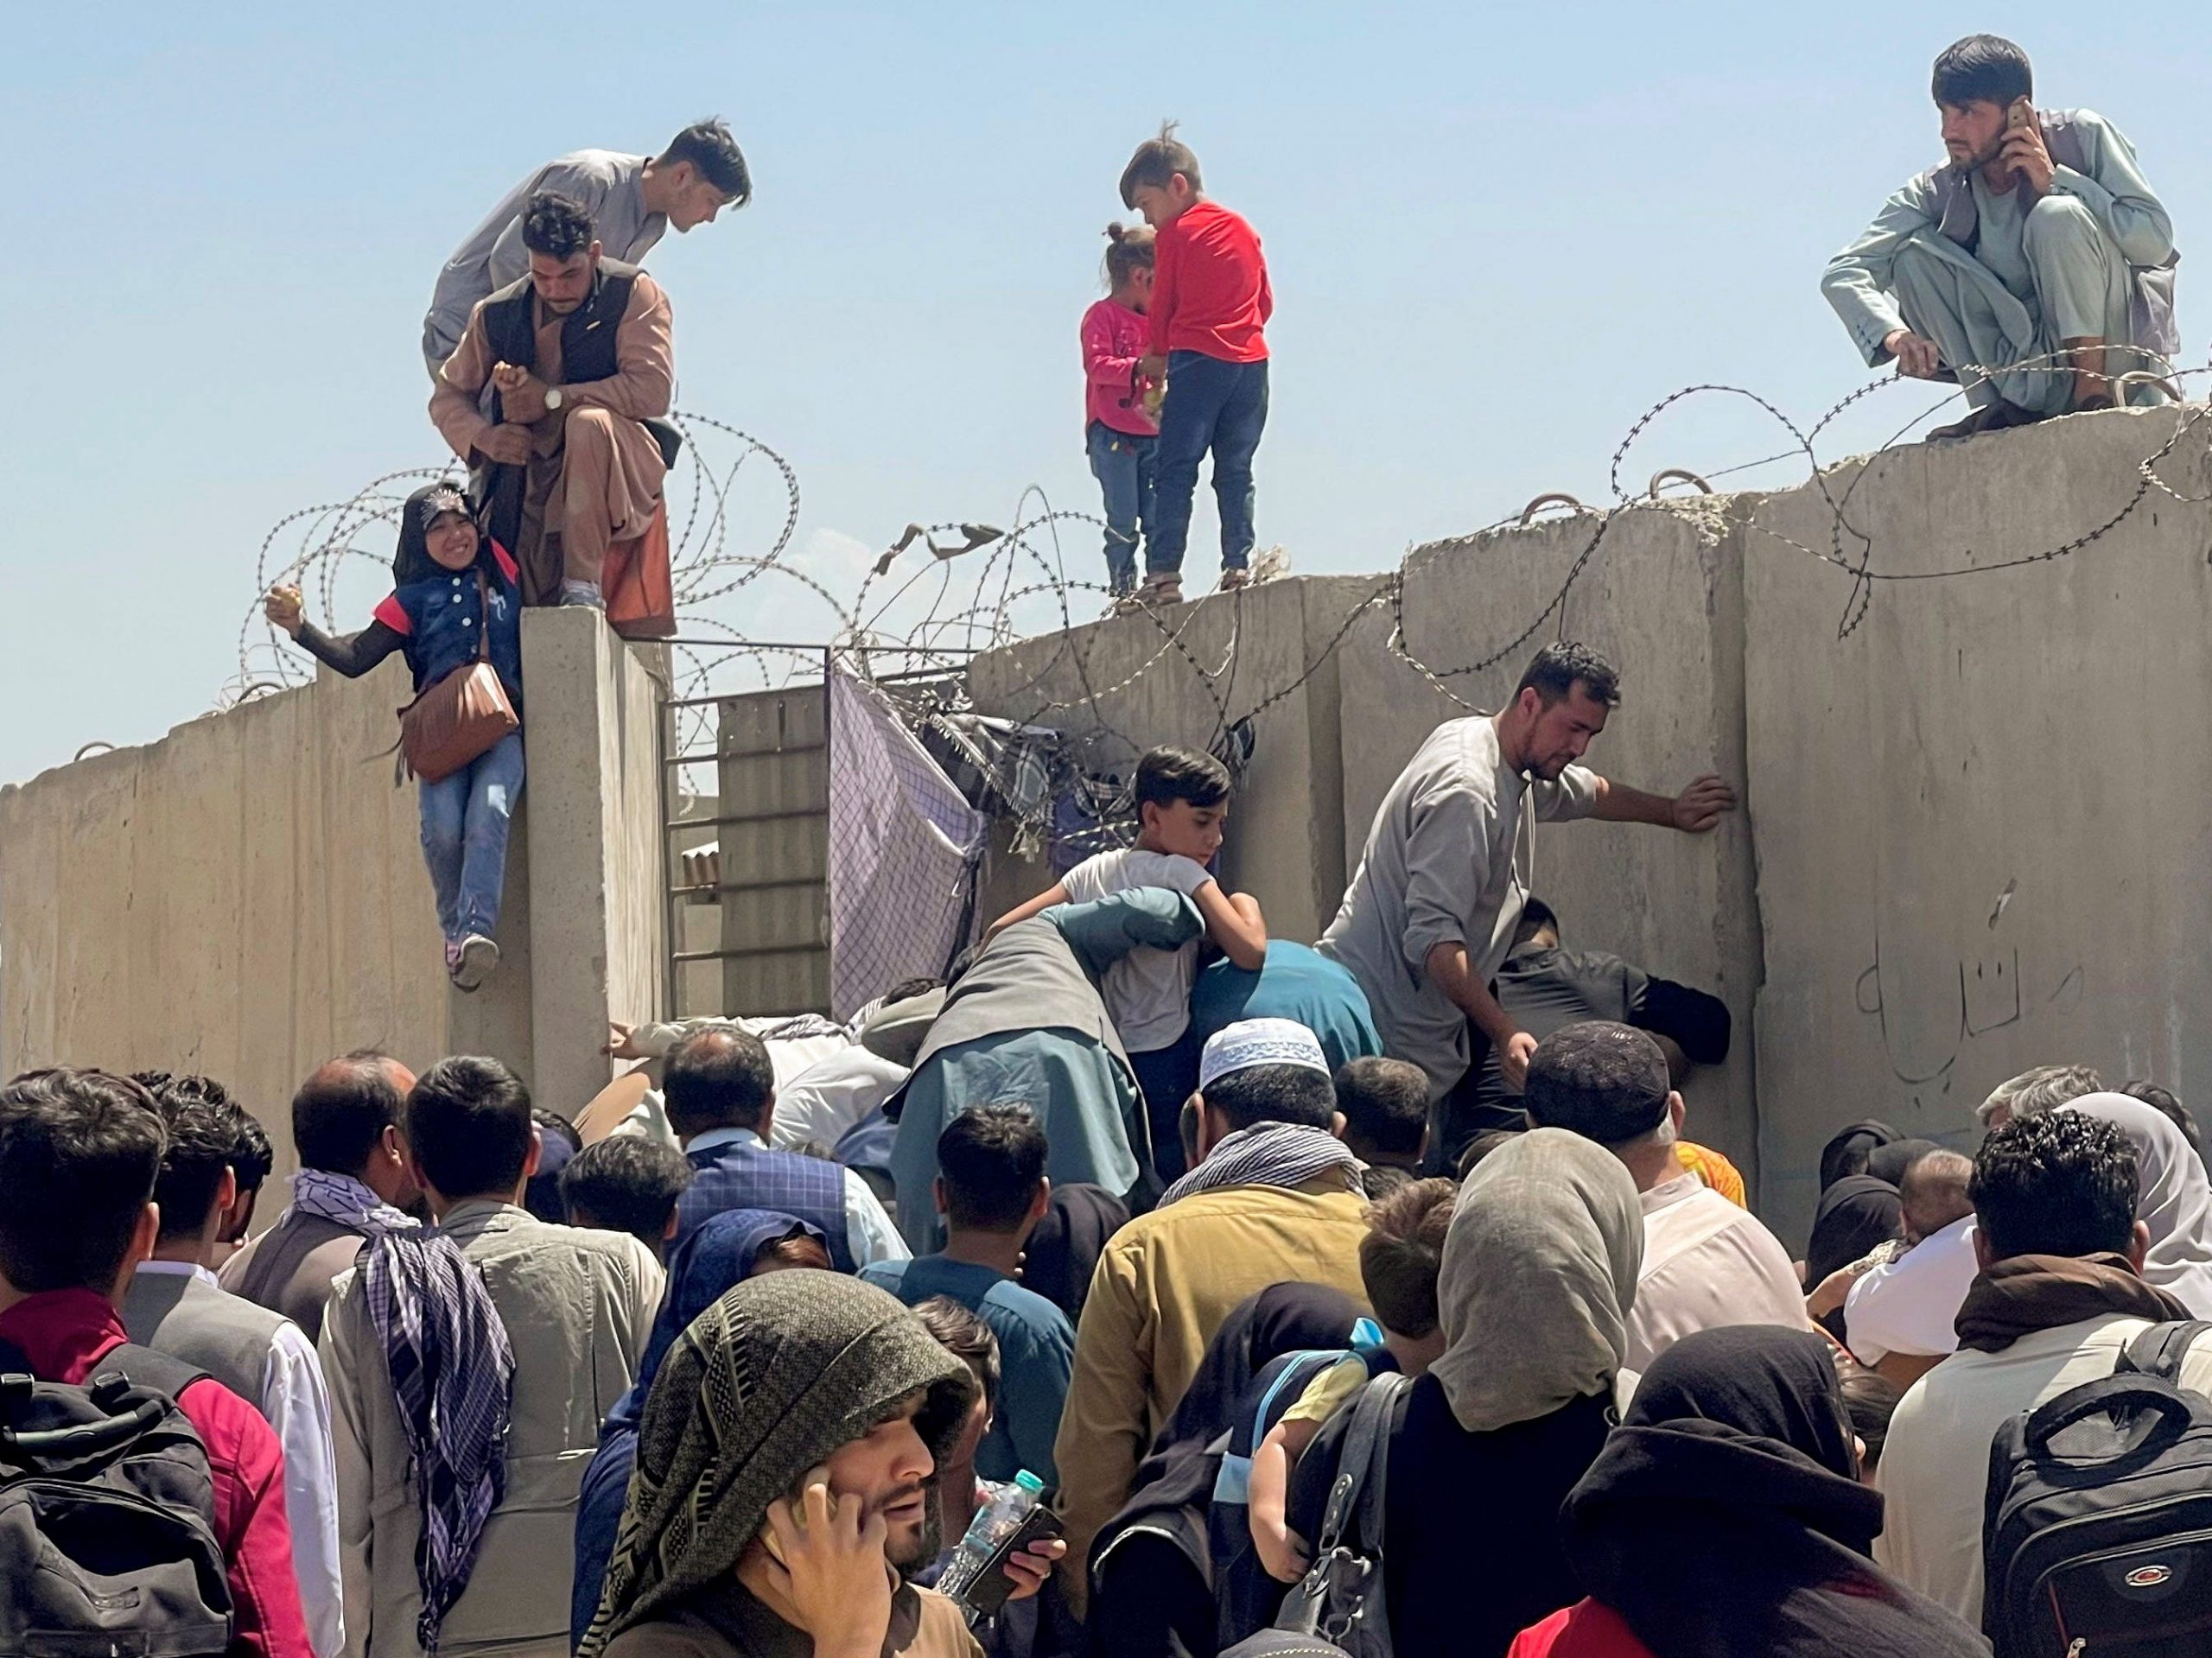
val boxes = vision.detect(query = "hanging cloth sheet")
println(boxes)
[827,668,987,1020]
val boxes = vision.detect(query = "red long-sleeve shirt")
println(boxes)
[1147,199,1273,363]
[0,1289,314,1658]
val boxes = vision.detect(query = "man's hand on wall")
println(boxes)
[1670,774,1738,834]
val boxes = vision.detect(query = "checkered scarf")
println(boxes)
[360,1229,516,1652]
[289,1168,416,1235]
[1159,1121,1363,1207]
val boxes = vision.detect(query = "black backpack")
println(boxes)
[1221,1372,1409,1658]
[0,1336,234,1658]
[1983,1319,2212,1657]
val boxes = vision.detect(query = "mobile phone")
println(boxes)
[2007,98,2033,130]
[957,1506,1065,1619]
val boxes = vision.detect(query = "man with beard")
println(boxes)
[576,1274,991,1658]
[1822,34,2177,440]
[429,191,675,612]
[1319,643,1735,1166]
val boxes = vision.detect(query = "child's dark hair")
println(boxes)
[1360,1178,1457,1338]
[1335,1058,1431,1159]
[1119,121,1203,208]
[1103,222,1156,289]
[1135,746,1231,812]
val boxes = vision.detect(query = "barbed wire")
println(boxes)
[234,347,2209,839]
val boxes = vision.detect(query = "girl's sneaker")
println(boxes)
[452,934,500,992]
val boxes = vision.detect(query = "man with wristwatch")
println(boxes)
[429,191,677,611]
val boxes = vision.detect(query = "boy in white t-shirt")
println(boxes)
[987,746,1268,1182]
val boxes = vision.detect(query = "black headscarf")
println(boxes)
[1804,1175,1903,1287]
[391,481,496,589]
[1021,1183,1129,1325]
[1560,1325,1987,1658]
[1090,1290,1362,1658]
[1150,1282,1362,1464]
[1816,1120,1900,1191]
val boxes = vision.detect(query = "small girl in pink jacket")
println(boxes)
[1081,223,1159,602]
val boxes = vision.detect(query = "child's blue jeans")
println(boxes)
[1147,351,1269,580]
[418,730,524,943]
[1087,420,1157,595]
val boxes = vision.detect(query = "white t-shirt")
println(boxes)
[1844,1215,1980,1364]
[1058,848,1216,1052]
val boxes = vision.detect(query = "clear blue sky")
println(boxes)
[3,2,2202,785]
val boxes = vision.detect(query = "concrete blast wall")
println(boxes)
[0,609,664,1186]
[1743,410,2212,1236]
[969,407,2209,1242]
[967,575,1386,943]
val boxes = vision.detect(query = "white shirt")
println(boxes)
[1059,848,1215,1051]
[1845,1215,1981,1363]
[1878,1314,2212,1623]
[768,1047,911,1154]
[1626,1173,1811,1374]
[134,1260,346,1658]
[683,1126,911,1267]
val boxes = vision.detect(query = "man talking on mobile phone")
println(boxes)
[1821,35,2178,441]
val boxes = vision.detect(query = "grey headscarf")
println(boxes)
[2063,1092,2212,1317]
[1431,1127,1643,1432]
[578,1272,976,1658]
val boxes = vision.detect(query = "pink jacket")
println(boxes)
[1081,299,1157,436]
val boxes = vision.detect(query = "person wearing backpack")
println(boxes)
[1278,1130,1642,1658]
[0,1067,314,1658]
[1877,1106,2212,1623]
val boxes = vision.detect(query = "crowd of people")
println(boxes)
[17,1002,2212,1657]
[25,29,2201,1658]
[21,622,2212,1658]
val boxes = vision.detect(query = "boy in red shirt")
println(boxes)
[0,1069,312,1658]
[1120,122,1273,607]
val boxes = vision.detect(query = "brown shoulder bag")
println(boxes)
[397,569,519,784]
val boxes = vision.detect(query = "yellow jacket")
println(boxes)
[1052,1178,1372,1606]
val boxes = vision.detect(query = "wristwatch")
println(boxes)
[543,386,564,411]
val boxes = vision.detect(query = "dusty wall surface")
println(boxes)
[0,655,531,1189]
[1743,408,2212,1236]
[1335,506,1766,1180]
[967,575,1384,942]
[521,610,669,1118]
[0,610,678,1183]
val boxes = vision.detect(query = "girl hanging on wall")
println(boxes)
[264,482,524,991]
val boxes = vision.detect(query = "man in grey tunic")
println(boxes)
[1822,35,2177,440]
[1318,643,1735,1162]
[422,118,750,373]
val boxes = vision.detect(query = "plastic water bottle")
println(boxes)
[938,1470,1045,1602]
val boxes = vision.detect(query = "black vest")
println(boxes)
[476,259,641,553]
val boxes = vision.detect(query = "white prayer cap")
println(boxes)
[1198,1018,1332,1092]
